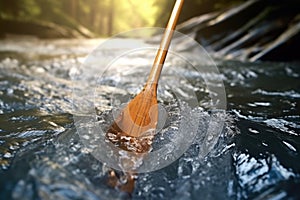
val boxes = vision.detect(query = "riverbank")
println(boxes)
[1,0,299,62]
[177,0,300,62]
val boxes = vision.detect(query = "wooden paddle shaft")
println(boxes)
[146,0,184,85]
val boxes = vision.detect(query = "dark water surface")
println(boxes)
[0,38,299,200]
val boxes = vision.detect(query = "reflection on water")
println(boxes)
[0,38,299,199]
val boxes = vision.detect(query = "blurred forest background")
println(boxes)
[0,0,245,37]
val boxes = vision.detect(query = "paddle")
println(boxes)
[106,0,184,153]
[105,0,184,193]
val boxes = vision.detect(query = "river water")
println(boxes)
[0,37,299,200]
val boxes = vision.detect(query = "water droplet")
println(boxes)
[81,134,90,140]
[262,142,268,147]
[91,164,99,171]
[0,160,9,170]
[282,141,297,152]
[149,187,165,199]
[248,128,259,134]
[3,152,13,158]
[178,159,194,179]
[6,88,14,95]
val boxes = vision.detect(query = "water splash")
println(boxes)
[0,38,299,199]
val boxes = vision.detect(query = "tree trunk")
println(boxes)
[70,0,78,20]
[108,0,114,36]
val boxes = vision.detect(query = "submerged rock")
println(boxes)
[177,0,300,62]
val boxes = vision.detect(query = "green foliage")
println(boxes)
[0,0,161,36]
[0,0,245,37]
[0,0,39,19]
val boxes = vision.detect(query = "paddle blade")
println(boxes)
[106,86,158,152]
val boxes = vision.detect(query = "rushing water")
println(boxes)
[0,37,299,200]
